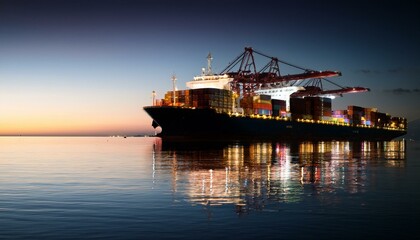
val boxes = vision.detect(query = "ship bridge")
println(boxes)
[186,74,233,90]
[186,53,234,90]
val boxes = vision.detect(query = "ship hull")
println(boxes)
[144,106,407,141]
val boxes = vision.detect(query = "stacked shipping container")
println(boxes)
[290,97,332,121]
[271,99,287,117]
[347,106,364,125]
[240,95,273,115]
[332,109,349,123]
[163,89,234,114]
[160,89,406,130]
[252,95,272,115]
[331,105,407,129]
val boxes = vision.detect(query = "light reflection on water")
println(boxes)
[153,140,407,212]
[0,137,417,239]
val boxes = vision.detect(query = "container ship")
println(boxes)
[144,47,407,141]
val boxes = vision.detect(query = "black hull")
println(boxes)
[144,106,407,141]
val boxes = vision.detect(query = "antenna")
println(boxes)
[207,52,213,75]
[171,74,177,105]
[152,90,156,106]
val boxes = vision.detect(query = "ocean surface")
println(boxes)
[0,137,419,239]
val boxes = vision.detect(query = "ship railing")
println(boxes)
[228,113,406,131]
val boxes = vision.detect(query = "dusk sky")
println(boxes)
[1,0,419,136]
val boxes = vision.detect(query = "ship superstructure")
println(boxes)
[144,47,407,140]
[186,53,233,90]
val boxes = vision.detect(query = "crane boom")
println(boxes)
[222,47,366,97]
[291,86,370,98]
[261,70,341,84]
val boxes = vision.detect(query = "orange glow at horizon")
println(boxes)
[0,111,155,136]
[0,86,157,135]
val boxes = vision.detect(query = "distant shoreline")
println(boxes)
[0,135,157,137]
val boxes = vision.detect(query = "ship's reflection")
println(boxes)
[152,139,406,212]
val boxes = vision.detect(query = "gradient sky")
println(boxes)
[1,0,419,135]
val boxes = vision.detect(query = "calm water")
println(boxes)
[0,137,419,239]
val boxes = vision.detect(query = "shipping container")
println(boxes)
[253,94,271,102]
[375,112,389,127]
[290,98,307,114]
[271,99,286,117]
[254,108,272,115]
[253,103,272,110]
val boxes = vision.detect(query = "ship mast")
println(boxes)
[171,74,177,105]
[207,52,213,75]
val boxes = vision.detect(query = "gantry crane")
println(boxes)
[220,47,369,97]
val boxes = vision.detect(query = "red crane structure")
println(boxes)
[220,47,369,97]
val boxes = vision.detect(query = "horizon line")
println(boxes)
[0,134,157,137]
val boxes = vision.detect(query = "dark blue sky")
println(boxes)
[1,0,419,135]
